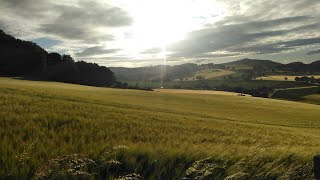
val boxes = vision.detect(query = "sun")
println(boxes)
[115,0,225,56]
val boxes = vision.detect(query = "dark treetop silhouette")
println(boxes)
[0,30,116,87]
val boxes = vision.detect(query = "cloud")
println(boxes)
[76,46,121,57]
[37,1,131,43]
[0,0,319,66]
[307,49,320,55]
[280,37,320,47]
[39,24,115,43]
[0,0,132,44]
[168,15,320,59]
[0,0,52,17]
[141,47,162,54]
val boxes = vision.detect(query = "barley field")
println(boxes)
[1,77,320,179]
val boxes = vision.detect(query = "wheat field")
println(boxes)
[1,77,320,179]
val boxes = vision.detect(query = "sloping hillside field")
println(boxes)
[1,77,320,179]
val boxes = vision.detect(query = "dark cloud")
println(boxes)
[281,37,320,47]
[168,15,320,59]
[0,0,52,17]
[0,0,132,27]
[0,0,132,44]
[37,2,132,43]
[215,15,311,28]
[307,49,320,55]
[76,46,120,57]
[39,24,114,43]
[53,2,132,27]
[228,37,320,55]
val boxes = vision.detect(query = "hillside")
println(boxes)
[0,30,47,75]
[110,63,201,82]
[281,61,320,73]
[0,30,116,87]
[1,77,320,179]
[111,58,320,83]
[222,58,282,70]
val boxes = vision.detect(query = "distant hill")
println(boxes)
[111,63,204,82]
[281,61,320,73]
[310,60,320,66]
[111,58,320,82]
[222,58,320,73]
[222,58,283,70]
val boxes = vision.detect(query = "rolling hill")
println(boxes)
[111,58,320,83]
[223,58,282,70]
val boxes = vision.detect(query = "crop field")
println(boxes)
[271,86,320,103]
[154,88,251,96]
[257,75,320,81]
[302,94,320,105]
[181,69,235,81]
[1,77,320,179]
[129,79,309,90]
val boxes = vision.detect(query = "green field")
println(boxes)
[130,79,309,90]
[1,77,320,179]
[272,86,320,104]
[179,69,235,81]
[257,75,320,81]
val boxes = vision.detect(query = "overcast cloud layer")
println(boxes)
[0,0,319,67]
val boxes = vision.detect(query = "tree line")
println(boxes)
[295,76,320,85]
[0,29,118,87]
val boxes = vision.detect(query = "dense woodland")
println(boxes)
[0,30,116,87]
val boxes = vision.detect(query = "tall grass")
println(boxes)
[1,77,320,179]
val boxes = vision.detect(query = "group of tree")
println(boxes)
[295,76,320,85]
[0,30,46,76]
[0,29,117,87]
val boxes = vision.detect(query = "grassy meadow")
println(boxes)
[1,77,320,179]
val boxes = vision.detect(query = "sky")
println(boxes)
[0,0,320,67]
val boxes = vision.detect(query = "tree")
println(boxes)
[62,54,74,62]
[47,52,62,65]
[0,30,117,87]
[0,30,47,75]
